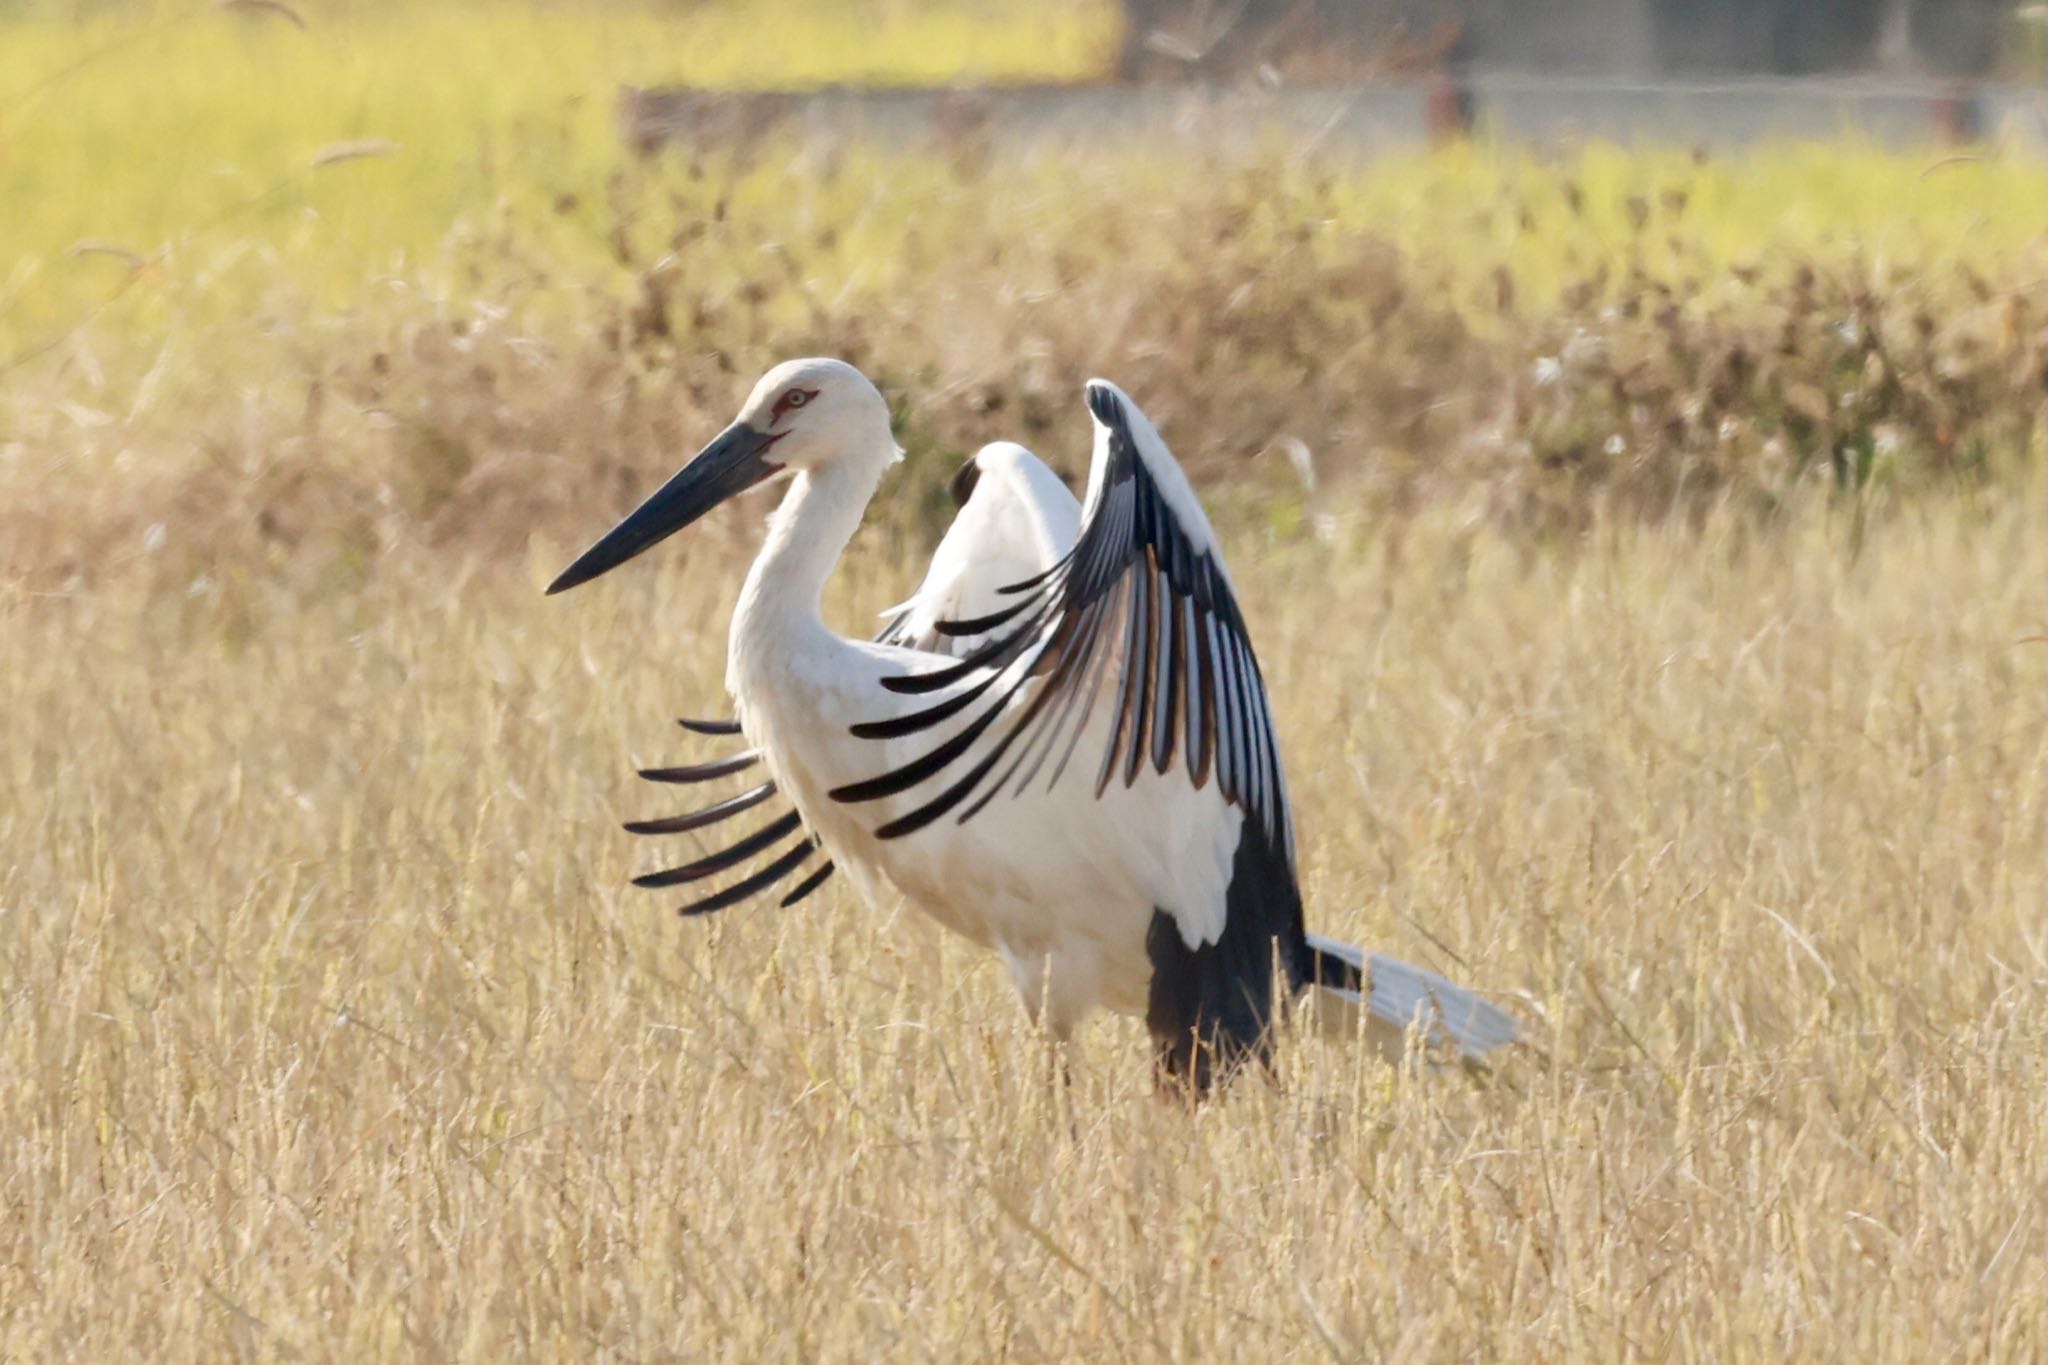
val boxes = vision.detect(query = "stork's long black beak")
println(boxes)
[546,422,784,595]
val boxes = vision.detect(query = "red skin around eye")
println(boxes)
[768,388,818,425]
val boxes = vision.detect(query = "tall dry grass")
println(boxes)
[4,454,2044,1354]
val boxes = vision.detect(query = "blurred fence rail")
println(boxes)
[620,75,2046,158]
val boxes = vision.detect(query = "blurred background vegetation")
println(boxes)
[1,0,2042,596]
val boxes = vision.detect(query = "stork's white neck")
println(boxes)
[728,453,887,690]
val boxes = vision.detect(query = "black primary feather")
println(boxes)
[830,384,1291,855]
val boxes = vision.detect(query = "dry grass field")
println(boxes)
[6,473,2044,1357]
[5,3,2048,1358]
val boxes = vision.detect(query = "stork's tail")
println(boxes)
[1302,933,1522,1063]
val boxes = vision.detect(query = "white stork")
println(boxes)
[550,359,1519,1092]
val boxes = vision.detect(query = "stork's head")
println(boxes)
[728,357,895,473]
[547,358,895,594]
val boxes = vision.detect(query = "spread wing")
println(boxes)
[830,380,1291,856]
[625,717,835,916]
[629,443,1079,914]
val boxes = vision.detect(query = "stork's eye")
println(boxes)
[770,387,817,424]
